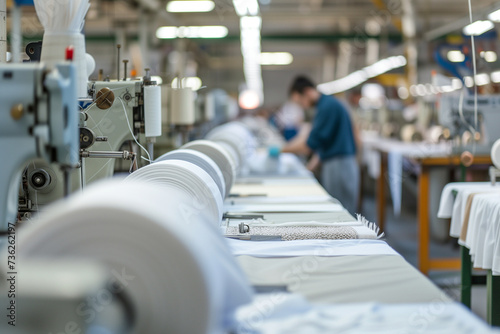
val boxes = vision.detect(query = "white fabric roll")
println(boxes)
[125,160,223,224]
[144,85,162,137]
[156,149,226,198]
[11,180,253,334]
[206,122,256,169]
[182,140,236,197]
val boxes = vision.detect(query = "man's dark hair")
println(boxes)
[289,76,315,96]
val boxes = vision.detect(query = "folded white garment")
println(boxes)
[463,193,500,274]
[236,293,493,334]
[437,182,499,218]
[9,180,253,334]
[227,239,400,257]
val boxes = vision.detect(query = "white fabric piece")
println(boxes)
[224,203,345,213]
[8,180,253,334]
[225,195,333,205]
[463,193,500,274]
[236,294,493,334]
[436,182,500,238]
[182,140,236,197]
[227,239,400,257]
[125,160,223,224]
[437,182,499,218]
[156,149,226,199]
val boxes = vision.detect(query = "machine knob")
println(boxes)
[95,87,115,110]
[10,104,24,120]
[80,127,96,149]
[29,169,52,190]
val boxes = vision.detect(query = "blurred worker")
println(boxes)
[282,76,360,214]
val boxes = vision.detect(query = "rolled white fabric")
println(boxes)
[125,160,223,224]
[182,140,236,197]
[12,180,253,334]
[206,122,256,169]
[156,149,226,199]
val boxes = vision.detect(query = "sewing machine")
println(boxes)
[438,93,500,154]
[18,76,161,217]
[0,63,78,232]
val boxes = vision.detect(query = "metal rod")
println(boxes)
[116,44,121,81]
[81,150,133,160]
[0,0,6,63]
[123,60,128,81]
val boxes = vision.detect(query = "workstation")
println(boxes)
[1,0,500,333]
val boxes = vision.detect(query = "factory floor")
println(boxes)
[360,194,489,323]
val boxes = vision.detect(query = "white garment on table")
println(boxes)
[227,239,400,257]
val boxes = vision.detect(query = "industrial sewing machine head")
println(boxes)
[438,93,500,154]
[18,71,162,217]
[0,62,78,232]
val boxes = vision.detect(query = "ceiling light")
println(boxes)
[463,20,494,36]
[156,26,228,39]
[491,71,500,83]
[488,9,500,22]
[475,73,490,86]
[167,1,215,13]
[447,50,465,63]
[233,0,259,16]
[239,89,260,109]
[260,52,293,65]
[464,76,474,87]
[480,51,497,62]
[398,87,409,100]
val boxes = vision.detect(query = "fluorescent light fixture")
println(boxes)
[480,51,497,62]
[317,55,406,95]
[156,26,228,39]
[260,52,293,65]
[488,9,500,22]
[447,50,465,62]
[491,71,500,83]
[475,73,490,86]
[463,20,494,36]
[167,1,215,13]
[171,77,203,91]
[233,0,259,16]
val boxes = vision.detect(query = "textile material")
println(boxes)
[306,94,356,160]
[321,155,360,215]
[226,225,357,241]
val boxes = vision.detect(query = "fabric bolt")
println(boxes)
[226,225,357,241]
[7,180,253,334]
[321,155,359,215]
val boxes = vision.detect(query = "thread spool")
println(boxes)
[170,87,195,126]
[41,32,88,97]
[144,85,162,137]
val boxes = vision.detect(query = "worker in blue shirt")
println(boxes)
[282,76,360,214]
